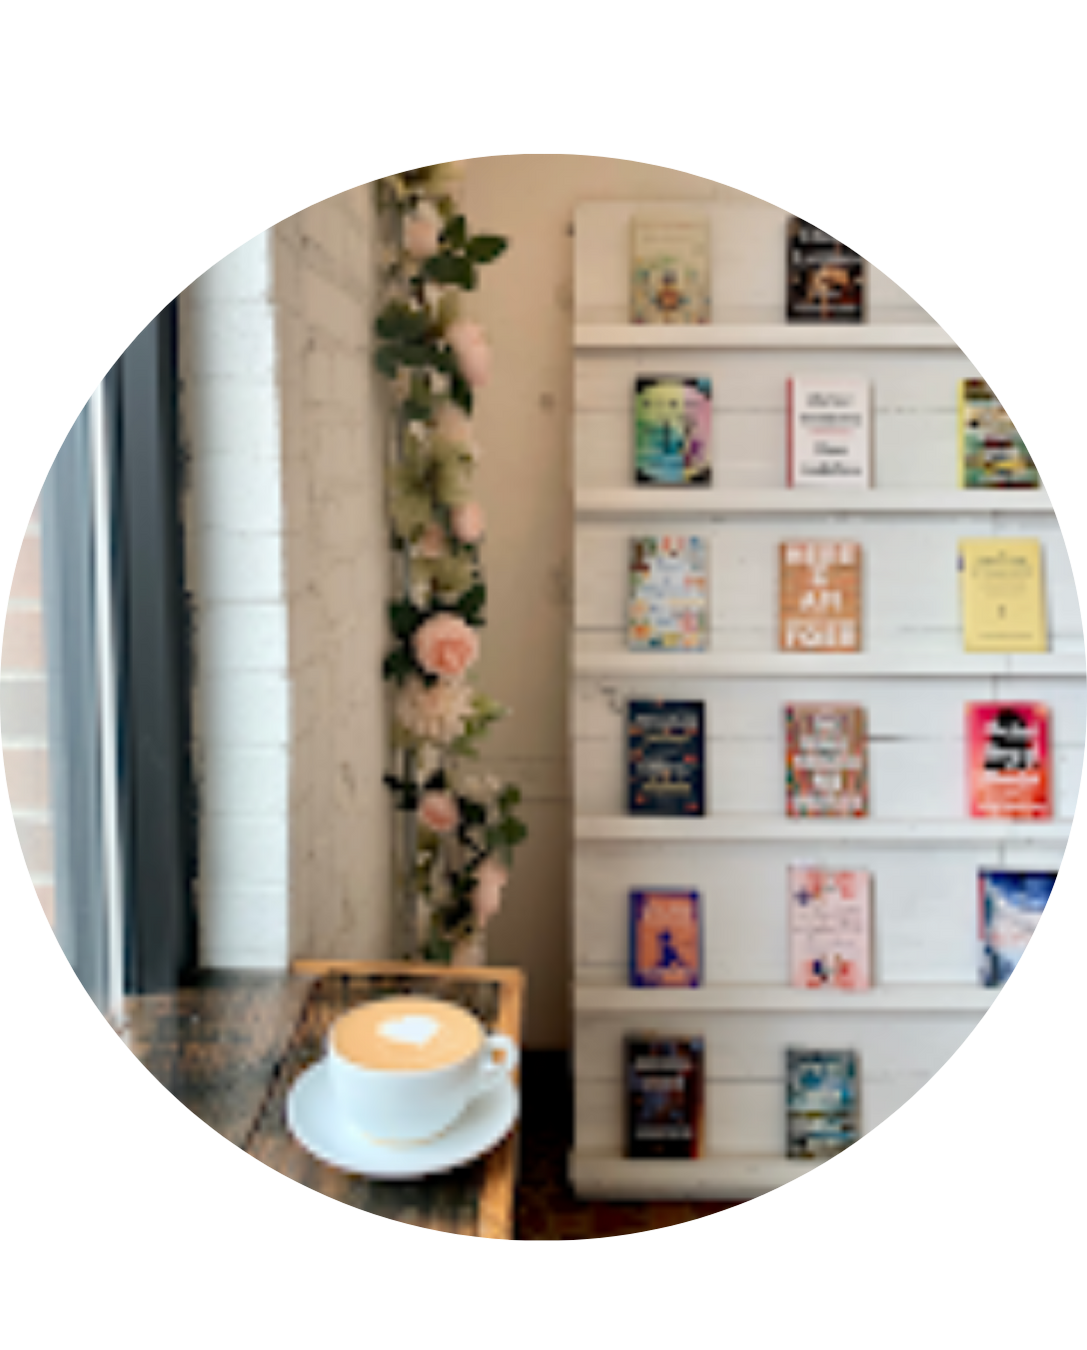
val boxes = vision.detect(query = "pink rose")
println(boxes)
[434,401,482,461]
[445,319,491,389]
[402,203,442,260]
[413,522,446,560]
[413,612,479,679]
[418,790,460,834]
[451,501,485,544]
[473,857,508,926]
[395,677,473,744]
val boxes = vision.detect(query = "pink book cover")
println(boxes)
[966,703,1051,819]
[789,866,872,990]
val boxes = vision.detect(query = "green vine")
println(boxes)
[375,164,527,963]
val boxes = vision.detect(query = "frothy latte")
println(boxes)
[330,996,483,1073]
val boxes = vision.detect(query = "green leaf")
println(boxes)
[382,648,414,683]
[397,341,437,368]
[424,252,474,288]
[465,235,507,264]
[450,371,473,414]
[402,394,432,422]
[375,303,430,342]
[441,215,467,249]
[456,582,486,624]
[388,599,420,640]
[374,344,401,378]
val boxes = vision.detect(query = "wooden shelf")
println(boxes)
[575,815,1071,845]
[576,488,1054,518]
[569,1154,820,1201]
[575,323,956,351]
[574,982,999,1014]
[573,650,1086,680]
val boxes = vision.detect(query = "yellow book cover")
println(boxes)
[959,538,1047,652]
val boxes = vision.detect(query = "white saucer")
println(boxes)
[285,1059,519,1180]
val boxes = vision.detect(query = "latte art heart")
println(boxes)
[378,1015,441,1047]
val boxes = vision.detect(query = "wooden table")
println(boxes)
[121,960,525,1239]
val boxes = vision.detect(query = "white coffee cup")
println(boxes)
[325,995,519,1144]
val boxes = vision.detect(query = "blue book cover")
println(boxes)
[978,869,1056,986]
[786,1048,859,1158]
[629,890,702,988]
[627,700,705,816]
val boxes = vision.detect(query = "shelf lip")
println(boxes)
[575,323,957,350]
[574,815,1071,844]
[573,983,999,1013]
[573,651,1086,679]
[569,1153,819,1200]
[575,488,1054,517]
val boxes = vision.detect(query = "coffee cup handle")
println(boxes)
[471,1032,519,1098]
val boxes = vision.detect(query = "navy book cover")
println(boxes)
[627,700,705,816]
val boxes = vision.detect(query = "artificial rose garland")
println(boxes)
[376,164,527,963]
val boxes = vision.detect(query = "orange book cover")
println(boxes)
[780,539,861,652]
[629,890,702,987]
[966,703,1051,819]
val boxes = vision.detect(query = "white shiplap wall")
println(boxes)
[569,200,1085,1200]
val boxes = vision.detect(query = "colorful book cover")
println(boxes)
[787,376,870,487]
[631,217,711,325]
[786,1049,859,1158]
[630,890,702,988]
[628,535,709,651]
[959,378,1040,489]
[780,539,862,652]
[786,219,864,323]
[627,700,705,816]
[634,376,712,485]
[958,537,1047,652]
[788,867,872,990]
[625,1035,704,1158]
[978,869,1056,986]
[966,702,1051,819]
[785,704,868,817]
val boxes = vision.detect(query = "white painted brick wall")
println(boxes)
[179,233,291,968]
[179,185,391,970]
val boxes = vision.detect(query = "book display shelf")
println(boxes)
[569,200,1085,1200]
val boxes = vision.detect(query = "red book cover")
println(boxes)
[966,703,1051,819]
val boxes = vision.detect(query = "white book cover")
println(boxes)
[788,865,872,990]
[787,376,871,487]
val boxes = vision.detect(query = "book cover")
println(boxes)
[631,217,711,325]
[628,535,709,651]
[978,869,1056,986]
[966,702,1051,819]
[788,866,872,990]
[627,699,705,817]
[634,376,713,486]
[625,1035,704,1158]
[785,704,868,817]
[958,537,1047,652]
[786,219,864,323]
[787,376,871,488]
[959,378,1040,489]
[786,1049,859,1158]
[780,539,862,652]
[630,890,702,988]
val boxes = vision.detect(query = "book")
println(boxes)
[780,539,862,652]
[628,535,709,651]
[630,890,702,987]
[786,219,864,323]
[958,537,1047,652]
[788,866,872,990]
[786,1049,859,1158]
[625,1035,704,1158]
[966,702,1051,819]
[959,378,1040,489]
[787,376,871,487]
[634,376,712,485]
[978,869,1056,986]
[627,699,705,816]
[785,704,868,817]
[631,217,711,325]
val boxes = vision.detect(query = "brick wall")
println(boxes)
[1,499,55,925]
[179,185,390,968]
